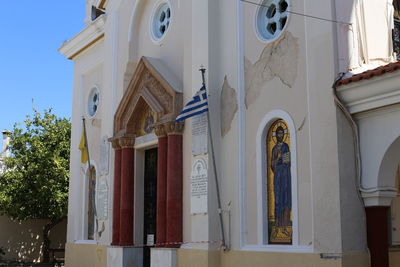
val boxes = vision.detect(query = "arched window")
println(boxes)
[87,166,96,240]
[256,110,299,248]
[266,119,292,244]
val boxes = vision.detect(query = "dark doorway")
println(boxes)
[366,206,390,267]
[143,148,158,267]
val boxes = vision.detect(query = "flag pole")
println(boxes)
[82,117,98,240]
[199,67,227,250]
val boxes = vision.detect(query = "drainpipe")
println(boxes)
[236,0,246,248]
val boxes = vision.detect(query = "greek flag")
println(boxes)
[175,86,208,122]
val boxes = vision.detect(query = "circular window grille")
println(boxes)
[152,2,171,41]
[88,87,99,117]
[256,0,289,41]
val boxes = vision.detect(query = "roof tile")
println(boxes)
[336,61,400,87]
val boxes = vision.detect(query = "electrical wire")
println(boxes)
[241,0,352,26]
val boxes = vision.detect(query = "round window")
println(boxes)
[87,87,99,117]
[151,2,171,41]
[256,0,289,42]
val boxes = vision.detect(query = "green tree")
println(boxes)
[0,108,70,263]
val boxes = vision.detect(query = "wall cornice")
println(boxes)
[362,190,398,207]
[336,70,400,114]
[58,15,106,60]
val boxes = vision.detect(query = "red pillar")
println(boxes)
[366,206,389,267]
[166,132,183,247]
[156,128,168,247]
[119,137,135,246]
[111,144,122,245]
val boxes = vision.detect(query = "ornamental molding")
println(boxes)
[362,189,398,207]
[108,137,121,150]
[336,70,400,114]
[154,124,167,137]
[118,135,136,148]
[164,121,184,135]
[58,15,106,60]
[113,56,183,138]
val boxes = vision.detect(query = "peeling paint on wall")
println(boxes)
[220,76,238,137]
[91,118,102,128]
[245,32,299,108]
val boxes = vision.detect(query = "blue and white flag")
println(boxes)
[175,86,208,122]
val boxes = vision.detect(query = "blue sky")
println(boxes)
[0,1,86,132]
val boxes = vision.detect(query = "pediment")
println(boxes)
[114,56,183,137]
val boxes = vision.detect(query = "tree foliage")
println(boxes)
[0,108,70,222]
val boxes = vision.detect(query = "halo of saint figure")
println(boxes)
[267,119,292,244]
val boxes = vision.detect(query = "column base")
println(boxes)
[107,247,142,267]
[151,248,177,267]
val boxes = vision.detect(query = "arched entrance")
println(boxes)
[109,57,183,266]
[364,136,400,267]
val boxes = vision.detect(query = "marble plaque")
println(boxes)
[191,155,208,214]
[96,178,108,220]
[147,234,155,246]
[100,136,110,176]
[192,113,208,155]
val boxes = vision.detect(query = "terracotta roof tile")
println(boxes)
[336,61,400,87]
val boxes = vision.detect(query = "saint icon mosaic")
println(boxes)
[266,119,292,244]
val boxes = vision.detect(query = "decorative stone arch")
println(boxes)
[110,56,183,247]
[114,56,182,138]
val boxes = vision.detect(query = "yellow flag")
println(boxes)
[79,129,88,164]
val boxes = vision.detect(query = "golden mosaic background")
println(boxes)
[266,119,292,244]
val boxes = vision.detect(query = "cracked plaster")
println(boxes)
[245,32,299,108]
[220,76,238,137]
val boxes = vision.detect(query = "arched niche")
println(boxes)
[113,56,182,138]
[255,109,299,248]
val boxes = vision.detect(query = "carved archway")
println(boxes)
[110,56,184,248]
[113,56,182,139]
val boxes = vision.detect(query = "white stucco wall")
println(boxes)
[61,0,395,262]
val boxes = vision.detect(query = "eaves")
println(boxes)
[58,15,106,60]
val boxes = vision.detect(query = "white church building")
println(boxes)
[60,0,400,266]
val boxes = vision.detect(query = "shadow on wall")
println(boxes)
[0,216,67,262]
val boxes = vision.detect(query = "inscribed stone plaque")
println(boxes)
[192,113,208,155]
[191,155,208,214]
[147,234,155,246]
[100,136,110,176]
[96,178,108,220]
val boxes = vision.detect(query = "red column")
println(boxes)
[366,206,389,267]
[119,137,135,246]
[111,144,122,245]
[156,127,168,247]
[166,131,183,247]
